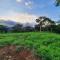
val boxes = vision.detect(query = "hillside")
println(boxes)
[0,20,16,27]
[0,32,60,60]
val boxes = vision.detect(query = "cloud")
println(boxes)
[25,1,33,8]
[16,0,22,3]
[0,10,37,23]
[16,0,33,9]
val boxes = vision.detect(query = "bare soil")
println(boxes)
[0,45,41,60]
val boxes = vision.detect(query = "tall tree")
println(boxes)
[36,17,44,32]
[43,18,55,32]
[36,16,55,32]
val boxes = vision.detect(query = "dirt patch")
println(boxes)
[0,45,41,60]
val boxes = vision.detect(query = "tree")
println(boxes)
[55,24,60,33]
[12,23,23,32]
[36,16,55,32]
[24,26,34,32]
[36,17,45,32]
[35,24,40,31]
[23,23,34,32]
[0,25,8,33]
[42,18,55,32]
[56,0,60,6]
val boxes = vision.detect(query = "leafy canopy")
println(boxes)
[56,0,60,6]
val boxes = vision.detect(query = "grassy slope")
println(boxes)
[0,32,60,60]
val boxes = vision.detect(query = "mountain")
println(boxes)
[0,20,16,27]
[0,19,36,28]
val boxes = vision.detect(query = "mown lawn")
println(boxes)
[0,32,60,60]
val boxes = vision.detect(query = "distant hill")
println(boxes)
[0,20,16,27]
[0,19,36,28]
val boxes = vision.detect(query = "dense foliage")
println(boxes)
[0,32,60,60]
[56,0,60,6]
[0,23,60,34]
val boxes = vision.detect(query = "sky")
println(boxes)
[0,0,60,23]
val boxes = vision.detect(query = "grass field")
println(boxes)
[0,32,60,60]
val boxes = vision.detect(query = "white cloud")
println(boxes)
[16,0,22,3]
[0,10,37,23]
[16,0,33,9]
[25,1,33,8]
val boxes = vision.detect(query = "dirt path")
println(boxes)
[0,45,41,60]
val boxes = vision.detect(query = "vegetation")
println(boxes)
[56,0,60,6]
[0,0,60,60]
[12,23,23,32]
[0,17,60,60]
[0,16,60,34]
[36,16,55,32]
[0,25,9,33]
[0,32,60,60]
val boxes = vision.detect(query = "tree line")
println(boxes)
[0,16,60,33]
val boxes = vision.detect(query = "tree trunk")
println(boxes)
[51,28,52,32]
[40,26,41,32]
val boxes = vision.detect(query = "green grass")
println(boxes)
[0,32,60,60]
